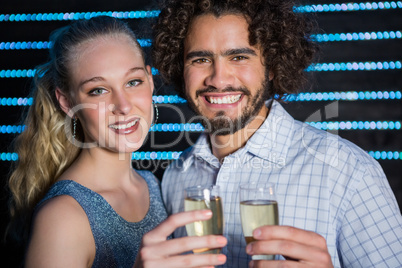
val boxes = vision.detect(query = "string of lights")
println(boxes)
[312,30,401,42]
[1,61,400,78]
[0,10,160,22]
[1,91,400,107]
[295,1,402,12]
[306,61,401,71]
[0,39,152,50]
[1,150,400,161]
[306,120,401,130]
[1,2,401,22]
[1,120,400,134]
[1,30,400,51]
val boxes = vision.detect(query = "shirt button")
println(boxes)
[221,176,228,181]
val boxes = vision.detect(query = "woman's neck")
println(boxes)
[59,147,135,190]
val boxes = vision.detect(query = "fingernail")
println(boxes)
[249,261,254,268]
[246,244,253,254]
[218,254,226,263]
[203,210,213,216]
[254,228,261,238]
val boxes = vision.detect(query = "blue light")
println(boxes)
[1,2,401,22]
[131,151,182,160]
[0,10,161,22]
[151,68,159,75]
[339,62,346,71]
[0,91,399,106]
[1,150,399,162]
[306,61,401,72]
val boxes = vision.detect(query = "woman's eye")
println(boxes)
[89,88,107,95]
[127,79,143,87]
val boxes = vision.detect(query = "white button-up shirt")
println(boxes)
[162,100,402,267]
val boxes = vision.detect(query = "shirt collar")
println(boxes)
[181,134,220,170]
[245,100,294,165]
[181,100,294,169]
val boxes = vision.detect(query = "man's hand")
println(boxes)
[134,210,227,268]
[246,225,333,267]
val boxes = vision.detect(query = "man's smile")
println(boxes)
[204,93,243,104]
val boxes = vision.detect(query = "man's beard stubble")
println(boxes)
[185,75,271,136]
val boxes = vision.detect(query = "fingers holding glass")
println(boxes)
[135,210,227,268]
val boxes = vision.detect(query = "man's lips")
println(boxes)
[203,93,243,104]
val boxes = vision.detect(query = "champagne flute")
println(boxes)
[184,185,224,254]
[239,182,279,260]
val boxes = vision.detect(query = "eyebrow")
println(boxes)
[223,48,257,57]
[185,47,257,61]
[78,67,146,87]
[185,51,214,61]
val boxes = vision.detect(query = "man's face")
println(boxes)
[183,14,270,135]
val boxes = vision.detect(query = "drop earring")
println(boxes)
[73,116,77,140]
[151,101,159,128]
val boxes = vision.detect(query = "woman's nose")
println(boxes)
[111,91,132,115]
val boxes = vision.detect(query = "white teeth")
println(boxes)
[208,94,241,104]
[110,119,139,130]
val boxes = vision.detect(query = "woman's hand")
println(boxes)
[134,210,227,268]
[246,225,333,268]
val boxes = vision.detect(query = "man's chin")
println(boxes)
[201,118,246,136]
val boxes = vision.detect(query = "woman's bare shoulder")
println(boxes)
[25,195,95,267]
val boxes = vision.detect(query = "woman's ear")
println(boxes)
[55,88,71,115]
[146,65,155,94]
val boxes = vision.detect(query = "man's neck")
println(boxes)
[209,105,269,161]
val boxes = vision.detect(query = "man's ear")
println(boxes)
[55,88,71,115]
[268,71,274,81]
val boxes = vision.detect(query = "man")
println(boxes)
[152,0,402,267]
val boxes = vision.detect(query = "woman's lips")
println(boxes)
[108,118,140,134]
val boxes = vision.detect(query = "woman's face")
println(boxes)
[67,34,154,153]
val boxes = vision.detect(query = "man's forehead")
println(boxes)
[184,14,255,54]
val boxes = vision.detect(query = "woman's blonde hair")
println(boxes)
[6,16,144,244]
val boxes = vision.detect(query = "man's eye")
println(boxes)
[193,58,210,64]
[127,79,143,87]
[232,56,247,61]
[89,88,107,95]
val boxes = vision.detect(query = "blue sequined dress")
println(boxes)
[36,170,168,268]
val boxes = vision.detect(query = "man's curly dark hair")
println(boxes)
[152,0,319,99]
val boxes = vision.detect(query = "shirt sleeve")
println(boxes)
[337,166,402,267]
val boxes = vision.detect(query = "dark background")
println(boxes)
[0,0,401,266]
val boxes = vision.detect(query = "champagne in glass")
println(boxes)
[184,185,224,254]
[239,183,278,260]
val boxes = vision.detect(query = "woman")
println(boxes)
[7,16,226,267]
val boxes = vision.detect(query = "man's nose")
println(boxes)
[204,60,235,89]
